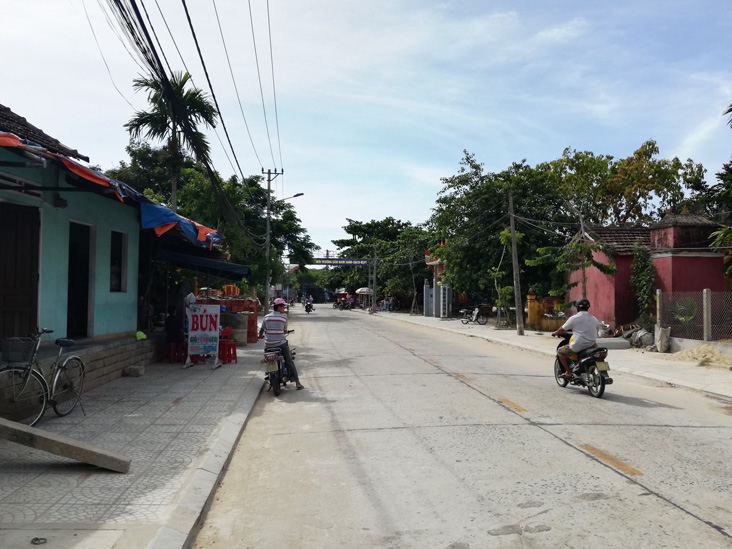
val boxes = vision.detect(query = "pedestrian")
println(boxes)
[164,305,185,344]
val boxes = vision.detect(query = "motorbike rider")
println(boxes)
[259,298,305,390]
[552,297,599,378]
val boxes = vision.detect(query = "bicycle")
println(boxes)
[0,328,86,427]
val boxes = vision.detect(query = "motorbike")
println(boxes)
[459,306,489,325]
[553,332,613,398]
[338,301,351,311]
[332,301,339,309]
[262,330,297,397]
[305,302,313,314]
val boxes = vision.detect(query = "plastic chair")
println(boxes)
[219,340,237,364]
[168,342,187,363]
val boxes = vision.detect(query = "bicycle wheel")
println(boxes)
[0,367,48,426]
[52,356,85,416]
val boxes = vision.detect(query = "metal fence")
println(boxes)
[657,289,732,341]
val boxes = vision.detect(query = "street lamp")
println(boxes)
[264,174,303,315]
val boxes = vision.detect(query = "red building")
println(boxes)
[567,214,725,328]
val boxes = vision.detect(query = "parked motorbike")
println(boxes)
[332,301,339,309]
[262,331,296,397]
[553,332,613,398]
[459,306,489,325]
[338,301,351,311]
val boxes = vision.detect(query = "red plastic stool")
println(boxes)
[190,354,207,364]
[219,340,237,364]
[168,342,187,363]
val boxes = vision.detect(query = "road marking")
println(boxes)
[498,398,527,413]
[454,374,470,382]
[580,445,642,476]
[427,359,439,365]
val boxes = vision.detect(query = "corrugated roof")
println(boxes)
[0,104,88,162]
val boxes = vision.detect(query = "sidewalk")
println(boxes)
[369,310,732,400]
[0,343,266,549]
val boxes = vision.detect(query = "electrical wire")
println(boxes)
[247,0,277,169]
[179,0,247,181]
[266,0,284,172]
[211,0,263,169]
[152,0,237,180]
[83,0,135,108]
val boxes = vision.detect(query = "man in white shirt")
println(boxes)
[552,298,599,377]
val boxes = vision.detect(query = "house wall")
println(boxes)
[613,255,637,326]
[0,154,139,339]
[653,255,725,292]
[651,225,714,249]
[567,250,617,327]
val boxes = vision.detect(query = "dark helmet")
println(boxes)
[575,298,590,311]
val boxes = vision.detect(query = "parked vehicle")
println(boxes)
[0,327,86,426]
[332,301,339,309]
[263,332,297,397]
[553,332,613,398]
[338,301,351,311]
[459,306,489,325]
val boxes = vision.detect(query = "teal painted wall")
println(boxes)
[0,151,139,338]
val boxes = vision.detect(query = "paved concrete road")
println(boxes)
[192,307,732,548]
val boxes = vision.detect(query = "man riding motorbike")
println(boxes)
[552,297,599,378]
[258,298,304,390]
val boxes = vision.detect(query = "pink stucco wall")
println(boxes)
[653,256,725,292]
[567,250,619,326]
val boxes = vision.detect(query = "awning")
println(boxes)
[155,249,250,282]
[140,202,221,248]
[1,132,222,249]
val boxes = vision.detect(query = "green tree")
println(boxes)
[550,141,705,225]
[526,233,616,298]
[428,154,572,300]
[125,71,217,212]
[629,240,657,328]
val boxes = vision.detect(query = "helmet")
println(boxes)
[273,298,287,306]
[575,298,590,311]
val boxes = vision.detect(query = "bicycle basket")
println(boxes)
[1,337,35,363]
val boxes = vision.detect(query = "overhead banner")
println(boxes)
[312,258,369,265]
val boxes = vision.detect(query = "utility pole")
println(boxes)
[369,245,378,315]
[509,192,524,335]
[263,168,283,315]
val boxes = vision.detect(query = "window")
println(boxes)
[110,231,127,292]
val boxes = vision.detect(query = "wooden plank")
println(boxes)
[0,417,131,473]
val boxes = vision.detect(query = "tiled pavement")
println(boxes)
[0,343,264,549]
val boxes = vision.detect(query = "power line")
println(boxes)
[211,0,263,169]
[247,0,277,169]
[83,0,135,109]
[266,0,284,171]
[152,0,238,179]
[180,0,247,181]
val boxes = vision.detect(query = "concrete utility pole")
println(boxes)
[509,192,524,335]
[263,168,283,315]
[369,245,378,315]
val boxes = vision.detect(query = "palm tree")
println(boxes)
[125,71,217,212]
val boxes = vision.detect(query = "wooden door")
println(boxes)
[0,203,39,338]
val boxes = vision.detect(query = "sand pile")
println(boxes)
[661,344,732,367]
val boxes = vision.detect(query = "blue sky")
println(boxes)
[4,1,732,254]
